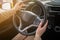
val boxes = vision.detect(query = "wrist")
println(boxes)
[35,33,42,37]
[12,8,18,12]
[12,8,20,14]
[34,35,42,40]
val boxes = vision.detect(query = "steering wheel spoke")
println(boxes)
[33,16,42,26]
[19,24,37,32]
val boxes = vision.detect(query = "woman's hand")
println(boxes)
[34,20,48,40]
[13,0,31,11]
[13,1,25,11]
[36,20,48,37]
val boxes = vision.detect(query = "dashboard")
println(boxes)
[42,1,60,40]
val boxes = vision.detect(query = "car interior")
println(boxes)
[0,0,60,40]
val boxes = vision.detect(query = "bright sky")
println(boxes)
[2,3,11,10]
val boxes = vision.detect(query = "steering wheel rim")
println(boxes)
[13,1,47,36]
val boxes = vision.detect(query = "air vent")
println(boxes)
[47,6,60,13]
[50,7,60,11]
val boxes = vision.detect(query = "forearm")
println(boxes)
[0,9,17,24]
[34,35,42,40]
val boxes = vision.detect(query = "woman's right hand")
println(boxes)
[36,20,48,37]
[34,20,48,40]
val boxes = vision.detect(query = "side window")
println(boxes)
[2,2,11,10]
[0,0,17,10]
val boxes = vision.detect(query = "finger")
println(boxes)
[16,1,23,5]
[15,2,23,6]
[19,2,24,5]
[37,20,44,28]
[41,20,48,30]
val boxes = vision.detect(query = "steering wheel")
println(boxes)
[13,1,47,36]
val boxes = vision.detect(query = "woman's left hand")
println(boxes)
[13,2,25,11]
